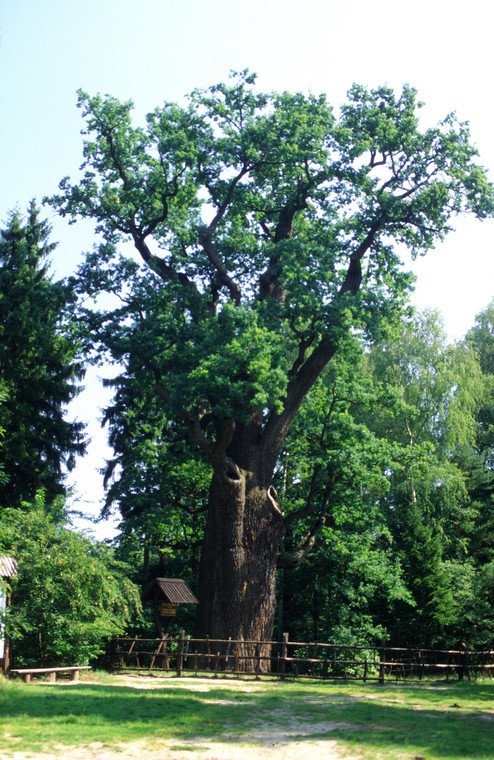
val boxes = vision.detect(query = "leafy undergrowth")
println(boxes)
[0,672,493,759]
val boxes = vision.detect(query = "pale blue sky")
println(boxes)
[1,0,493,533]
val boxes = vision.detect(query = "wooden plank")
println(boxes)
[10,666,91,684]
[11,667,91,674]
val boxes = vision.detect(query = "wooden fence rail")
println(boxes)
[111,633,494,682]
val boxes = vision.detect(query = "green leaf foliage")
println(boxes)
[0,493,142,666]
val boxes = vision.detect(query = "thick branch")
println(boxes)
[131,230,200,293]
[104,130,130,189]
[283,465,322,528]
[259,336,338,478]
[153,380,216,462]
[199,229,242,304]
[287,330,317,381]
[198,167,250,304]
[259,217,384,475]
[267,485,283,517]
[258,201,307,301]
[338,220,381,296]
[205,166,250,235]
[213,416,236,460]
[187,413,239,482]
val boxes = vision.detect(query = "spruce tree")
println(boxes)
[0,203,85,509]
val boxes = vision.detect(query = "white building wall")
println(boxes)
[0,586,6,658]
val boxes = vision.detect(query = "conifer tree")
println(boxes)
[0,203,85,509]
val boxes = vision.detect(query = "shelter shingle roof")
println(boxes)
[0,555,18,578]
[153,578,198,604]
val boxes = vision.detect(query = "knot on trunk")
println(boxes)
[220,457,243,484]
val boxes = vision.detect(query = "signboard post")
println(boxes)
[144,578,198,638]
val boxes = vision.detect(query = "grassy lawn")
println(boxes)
[1,672,493,759]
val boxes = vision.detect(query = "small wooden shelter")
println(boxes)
[144,578,198,636]
[0,554,18,673]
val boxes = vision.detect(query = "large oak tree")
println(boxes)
[50,73,494,662]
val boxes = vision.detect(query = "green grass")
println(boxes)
[1,672,493,758]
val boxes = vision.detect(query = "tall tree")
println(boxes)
[49,73,494,659]
[365,310,485,645]
[460,302,494,640]
[0,203,85,509]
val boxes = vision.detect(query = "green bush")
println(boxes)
[0,494,142,666]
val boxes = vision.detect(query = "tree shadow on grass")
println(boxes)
[0,680,493,758]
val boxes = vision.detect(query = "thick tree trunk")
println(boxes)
[194,463,284,671]
[191,334,341,672]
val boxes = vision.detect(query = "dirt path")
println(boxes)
[3,737,359,760]
[1,677,362,760]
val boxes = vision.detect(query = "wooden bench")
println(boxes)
[10,666,91,683]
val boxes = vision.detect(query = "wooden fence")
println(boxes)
[111,633,494,682]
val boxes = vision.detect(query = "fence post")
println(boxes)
[379,639,386,684]
[255,643,261,679]
[176,629,185,677]
[116,638,124,670]
[281,632,289,679]
[459,647,469,681]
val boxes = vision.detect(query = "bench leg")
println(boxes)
[22,674,31,684]
[50,672,57,683]
[70,670,80,682]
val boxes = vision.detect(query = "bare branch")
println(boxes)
[198,166,249,304]
[130,230,200,294]
[277,515,327,569]
[267,485,283,516]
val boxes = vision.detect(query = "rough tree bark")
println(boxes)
[195,469,284,669]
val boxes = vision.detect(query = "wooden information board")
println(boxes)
[160,603,178,617]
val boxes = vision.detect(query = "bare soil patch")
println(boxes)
[1,738,360,760]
